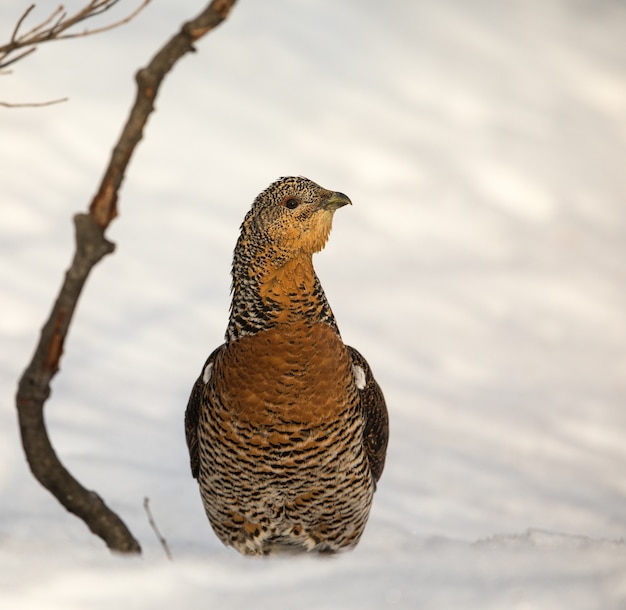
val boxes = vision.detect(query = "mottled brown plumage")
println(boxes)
[185,176,389,555]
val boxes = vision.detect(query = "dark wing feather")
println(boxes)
[346,345,389,485]
[184,344,224,479]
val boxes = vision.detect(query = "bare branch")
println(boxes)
[15,0,237,553]
[20,6,64,40]
[0,1,152,70]
[10,4,36,44]
[15,215,137,552]
[59,2,152,40]
[144,497,173,560]
[68,0,124,25]
[0,46,36,70]
[0,97,68,108]
[48,10,69,38]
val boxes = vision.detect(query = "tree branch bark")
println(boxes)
[15,0,237,554]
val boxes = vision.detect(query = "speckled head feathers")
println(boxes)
[238,176,351,262]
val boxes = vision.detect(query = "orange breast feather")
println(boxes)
[215,321,353,427]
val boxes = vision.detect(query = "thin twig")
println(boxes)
[0,97,68,108]
[60,1,152,40]
[51,1,132,39]
[74,0,123,23]
[0,46,35,70]
[21,6,64,39]
[144,498,173,561]
[49,10,68,37]
[10,4,35,43]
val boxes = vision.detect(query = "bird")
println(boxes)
[185,176,389,556]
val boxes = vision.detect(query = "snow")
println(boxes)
[1,0,626,607]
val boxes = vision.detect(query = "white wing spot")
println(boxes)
[352,364,366,390]
[202,362,213,384]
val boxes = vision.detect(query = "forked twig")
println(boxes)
[0,1,152,70]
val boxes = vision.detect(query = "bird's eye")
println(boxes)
[283,197,300,210]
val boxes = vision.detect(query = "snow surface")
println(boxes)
[1,0,626,608]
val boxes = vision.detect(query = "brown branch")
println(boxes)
[10,4,36,44]
[0,97,68,108]
[0,46,36,70]
[20,6,64,40]
[15,0,237,554]
[0,1,152,70]
[57,1,152,40]
[144,497,173,560]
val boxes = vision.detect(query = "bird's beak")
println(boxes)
[320,191,352,212]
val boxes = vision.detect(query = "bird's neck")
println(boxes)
[226,254,339,342]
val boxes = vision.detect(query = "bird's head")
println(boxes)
[238,176,352,267]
